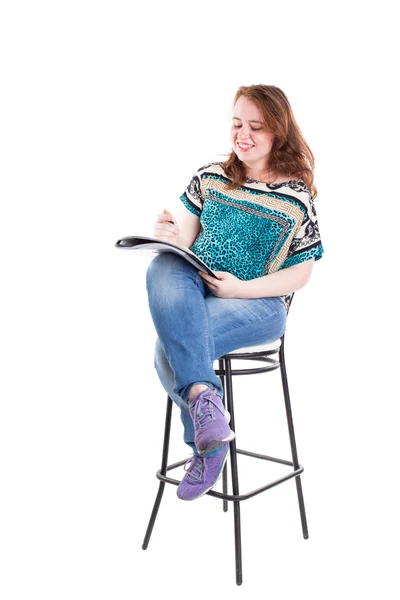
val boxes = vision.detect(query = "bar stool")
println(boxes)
[142,295,309,586]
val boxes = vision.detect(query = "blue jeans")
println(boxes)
[145,253,287,458]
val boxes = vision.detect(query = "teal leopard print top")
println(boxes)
[180,161,324,311]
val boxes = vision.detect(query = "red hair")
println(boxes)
[221,85,318,200]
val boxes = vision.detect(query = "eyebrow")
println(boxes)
[232,117,263,124]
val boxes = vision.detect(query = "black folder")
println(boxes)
[115,236,221,279]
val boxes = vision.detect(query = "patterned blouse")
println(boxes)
[180,161,324,311]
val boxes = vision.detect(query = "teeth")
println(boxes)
[238,143,253,148]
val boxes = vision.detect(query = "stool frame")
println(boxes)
[142,325,309,586]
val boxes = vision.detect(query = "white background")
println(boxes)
[1,0,399,597]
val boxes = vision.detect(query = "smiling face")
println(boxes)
[230,95,276,180]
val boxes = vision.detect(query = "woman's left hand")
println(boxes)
[198,270,244,298]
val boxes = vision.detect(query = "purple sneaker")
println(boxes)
[189,387,235,454]
[177,444,230,501]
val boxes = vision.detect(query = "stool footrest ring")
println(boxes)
[155,449,304,502]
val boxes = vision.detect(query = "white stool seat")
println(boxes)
[225,337,281,355]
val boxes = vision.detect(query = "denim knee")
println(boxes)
[146,253,197,288]
[146,254,167,290]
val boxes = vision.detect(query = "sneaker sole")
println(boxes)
[197,429,236,455]
[189,447,230,501]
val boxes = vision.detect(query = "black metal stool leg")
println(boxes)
[225,358,243,586]
[219,358,228,513]
[142,395,173,550]
[279,336,309,540]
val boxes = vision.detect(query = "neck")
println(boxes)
[247,169,276,182]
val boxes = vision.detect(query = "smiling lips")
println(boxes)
[237,142,254,151]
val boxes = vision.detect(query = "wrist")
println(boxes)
[235,279,248,298]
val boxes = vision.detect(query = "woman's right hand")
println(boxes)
[153,209,180,244]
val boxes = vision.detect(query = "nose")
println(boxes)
[236,126,253,141]
[237,136,253,144]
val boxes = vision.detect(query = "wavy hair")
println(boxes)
[220,85,318,200]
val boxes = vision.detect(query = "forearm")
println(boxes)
[236,263,312,299]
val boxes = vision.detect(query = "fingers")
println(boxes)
[155,214,178,231]
[154,221,177,232]
[153,224,178,236]
[156,213,176,224]
[163,208,174,219]
[199,272,213,282]
[198,272,216,290]
[153,213,179,241]
[153,228,177,239]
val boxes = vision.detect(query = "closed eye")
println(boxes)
[233,125,261,131]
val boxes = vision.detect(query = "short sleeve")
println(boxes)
[279,193,324,270]
[179,167,205,217]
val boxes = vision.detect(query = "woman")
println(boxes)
[145,84,324,501]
